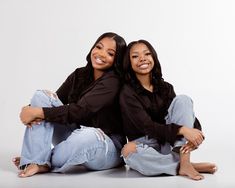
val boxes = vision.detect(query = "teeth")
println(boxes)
[139,63,149,69]
[95,57,104,64]
[96,58,102,62]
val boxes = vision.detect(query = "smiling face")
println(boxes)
[90,37,116,73]
[129,43,154,76]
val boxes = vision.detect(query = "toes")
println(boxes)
[193,174,204,180]
[194,176,203,180]
[18,171,27,178]
[212,165,218,173]
[12,157,21,169]
[17,164,50,178]
[18,164,38,178]
[12,157,20,163]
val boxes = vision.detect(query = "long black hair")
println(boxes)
[85,32,127,78]
[68,32,126,102]
[123,40,167,96]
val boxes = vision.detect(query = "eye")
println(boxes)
[108,52,115,57]
[131,55,138,59]
[95,44,102,49]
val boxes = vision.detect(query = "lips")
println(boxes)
[94,57,105,65]
[138,63,149,69]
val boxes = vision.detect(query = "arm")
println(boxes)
[178,126,204,147]
[43,72,120,124]
[19,69,77,126]
[20,106,44,127]
[163,82,204,146]
[120,85,181,146]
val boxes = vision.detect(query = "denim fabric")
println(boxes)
[19,90,122,172]
[124,95,195,176]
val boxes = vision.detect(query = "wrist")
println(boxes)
[34,107,45,119]
[178,126,186,136]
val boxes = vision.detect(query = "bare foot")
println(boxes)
[192,163,217,174]
[12,157,21,169]
[18,164,50,178]
[179,162,204,180]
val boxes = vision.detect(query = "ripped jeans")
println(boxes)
[123,95,196,176]
[19,90,122,172]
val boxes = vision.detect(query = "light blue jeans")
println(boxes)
[124,95,196,176]
[19,90,122,172]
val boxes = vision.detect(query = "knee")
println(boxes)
[174,95,193,107]
[30,90,57,107]
[43,90,58,100]
[30,90,46,106]
[121,142,137,158]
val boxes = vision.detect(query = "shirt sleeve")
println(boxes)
[43,73,120,125]
[120,86,181,146]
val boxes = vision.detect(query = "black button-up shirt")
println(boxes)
[119,81,201,146]
[42,67,125,146]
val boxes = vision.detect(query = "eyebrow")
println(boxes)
[131,49,150,54]
[97,42,116,53]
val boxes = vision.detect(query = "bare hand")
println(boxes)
[179,127,205,147]
[121,142,137,158]
[28,118,43,126]
[180,142,198,154]
[19,106,43,126]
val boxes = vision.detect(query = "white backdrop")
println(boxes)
[0,0,235,155]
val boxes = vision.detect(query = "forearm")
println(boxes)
[178,126,186,136]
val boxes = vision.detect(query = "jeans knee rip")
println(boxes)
[43,90,58,100]
[94,129,108,155]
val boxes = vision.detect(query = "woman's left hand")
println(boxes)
[180,142,198,154]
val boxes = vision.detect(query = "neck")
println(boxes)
[93,69,104,80]
[136,74,153,92]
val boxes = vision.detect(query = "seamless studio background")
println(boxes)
[0,0,235,187]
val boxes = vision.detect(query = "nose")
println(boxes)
[140,54,146,62]
[98,49,106,58]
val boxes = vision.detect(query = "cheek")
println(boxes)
[90,49,95,59]
[108,57,115,65]
[131,61,137,70]
[91,48,96,54]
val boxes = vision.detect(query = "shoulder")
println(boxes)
[159,80,176,97]
[102,70,120,79]
[73,67,88,76]
[120,84,136,99]
[163,81,174,89]
[65,67,87,79]
[100,70,121,86]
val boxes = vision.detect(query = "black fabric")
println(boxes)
[43,67,126,147]
[119,81,202,146]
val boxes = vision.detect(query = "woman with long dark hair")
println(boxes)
[120,40,217,180]
[13,32,127,177]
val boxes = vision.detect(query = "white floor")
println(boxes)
[1,142,234,188]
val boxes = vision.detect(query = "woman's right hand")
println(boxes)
[20,106,44,127]
[179,126,205,147]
